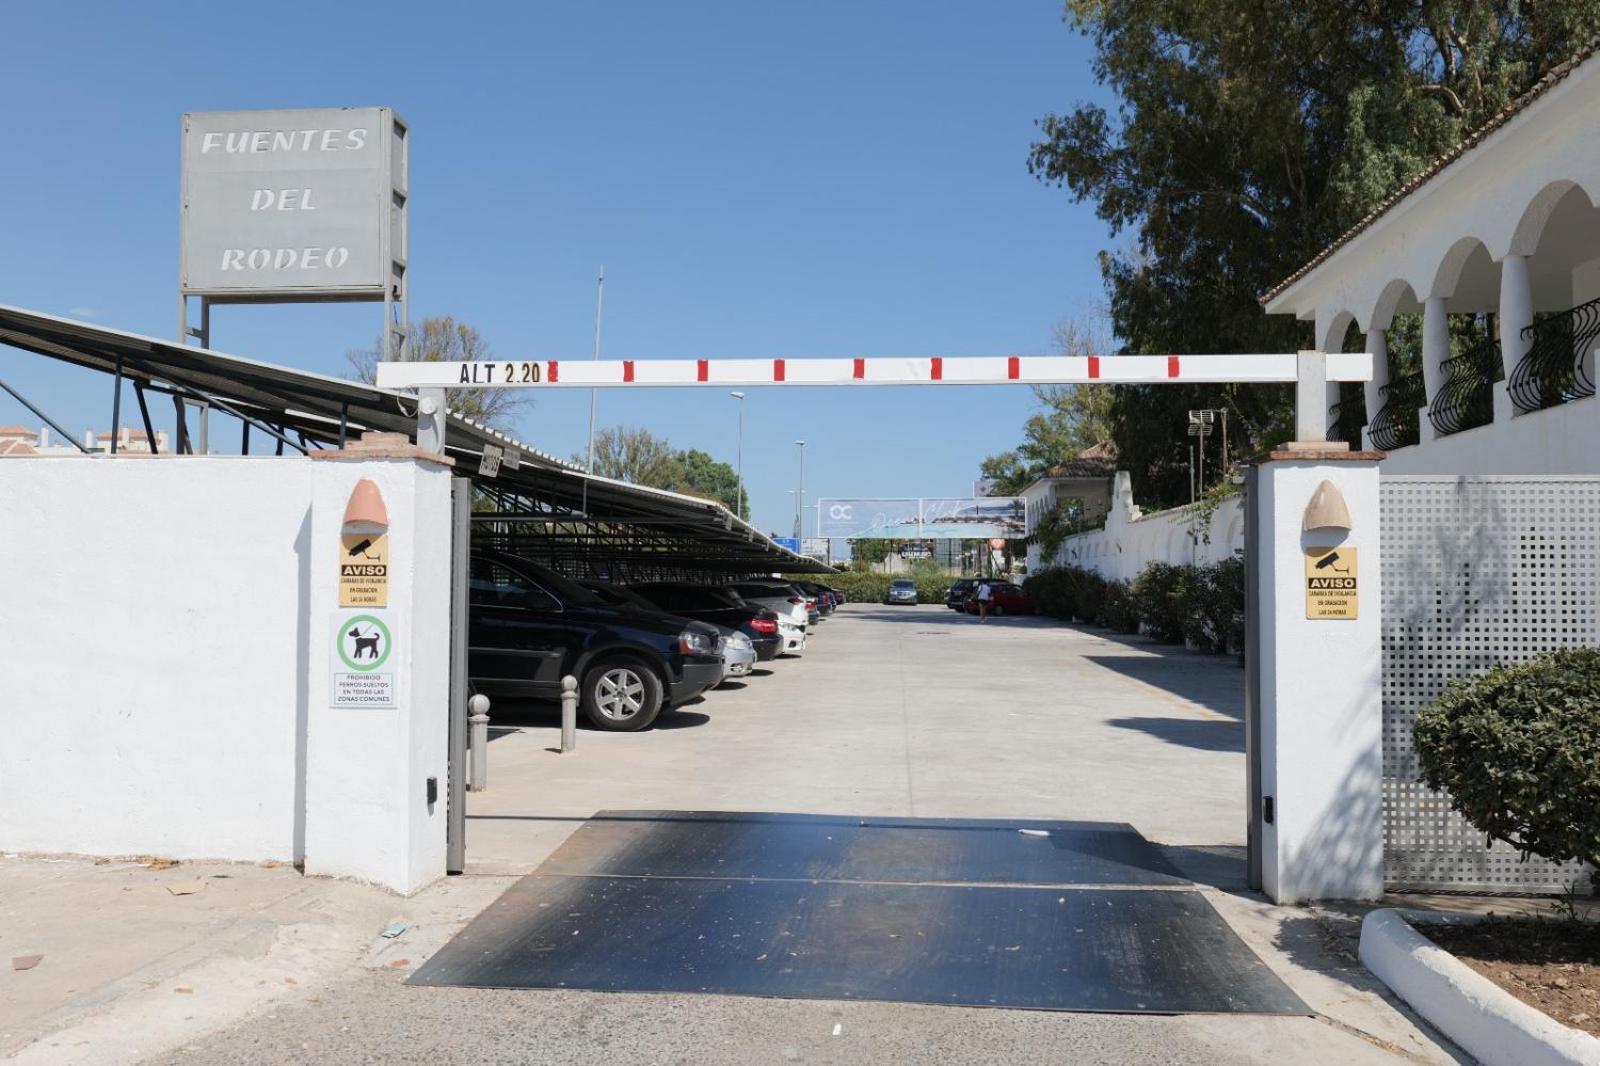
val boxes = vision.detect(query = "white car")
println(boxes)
[730,581,810,631]
[720,631,757,679]
[776,619,806,655]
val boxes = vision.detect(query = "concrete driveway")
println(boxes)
[466,603,1248,881]
[43,604,1458,1065]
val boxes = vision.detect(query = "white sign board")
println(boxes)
[181,107,406,300]
[332,611,396,708]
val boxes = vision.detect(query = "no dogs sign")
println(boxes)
[1305,547,1358,620]
[332,612,396,708]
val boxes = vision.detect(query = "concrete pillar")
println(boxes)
[304,437,455,894]
[1420,297,1448,402]
[1498,254,1532,379]
[1361,330,1389,449]
[1251,450,1383,903]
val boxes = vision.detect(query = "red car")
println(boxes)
[964,580,1033,616]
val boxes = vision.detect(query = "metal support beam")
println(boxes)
[134,383,159,455]
[0,376,90,453]
[110,355,124,454]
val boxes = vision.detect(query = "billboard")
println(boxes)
[815,497,1025,540]
[180,107,407,300]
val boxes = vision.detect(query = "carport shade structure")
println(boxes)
[0,304,831,581]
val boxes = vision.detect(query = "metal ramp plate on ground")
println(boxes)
[410,811,1307,1015]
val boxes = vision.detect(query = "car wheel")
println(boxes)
[582,658,664,731]
[992,604,1006,616]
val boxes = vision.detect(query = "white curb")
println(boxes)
[1359,908,1600,1066]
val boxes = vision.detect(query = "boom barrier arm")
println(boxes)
[378,350,1371,449]
[376,351,1370,391]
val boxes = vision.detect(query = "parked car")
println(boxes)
[884,578,918,605]
[964,580,1034,616]
[625,582,783,661]
[728,581,811,653]
[828,586,847,605]
[795,581,834,617]
[468,551,724,731]
[730,580,810,630]
[721,630,757,679]
[945,578,981,610]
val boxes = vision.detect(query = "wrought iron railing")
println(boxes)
[1427,335,1499,436]
[1367,370,1424,451]
[1326,391,1365,448]
[1509,297,1600,413]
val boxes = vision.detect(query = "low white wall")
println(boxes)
[1,458,314,861]
[1382,393,1600,476]
[1042,472,1245,581]
[0,452,452,893]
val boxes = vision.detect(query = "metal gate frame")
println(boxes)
[1242,465,1264,891]
[446,477,471,874]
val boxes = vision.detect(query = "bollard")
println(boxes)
[560,675,578,753]
[468,693,490,792]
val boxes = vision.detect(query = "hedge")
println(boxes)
[1022,555,1245,655]
[1415,646,1600,871]
[785,569,956,605]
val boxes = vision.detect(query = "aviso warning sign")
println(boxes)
[1305,547,1358,620]
[340,533,389,608]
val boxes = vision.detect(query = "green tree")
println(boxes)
[1033,1,1600,507]
[672,448,749,520]
[577,425,684,488]
[346,316,528,431]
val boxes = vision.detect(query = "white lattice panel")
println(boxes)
[1380,476,1600,893]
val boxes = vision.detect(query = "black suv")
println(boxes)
[626,583,784,661]
[468,551,724,731]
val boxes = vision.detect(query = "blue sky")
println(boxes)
[0,1,1117,535]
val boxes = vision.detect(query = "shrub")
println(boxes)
[1415,646,1600,870]
[1133,562,1190,643]
[795,570,955,605]
[1182,554,1245,655]
[1023,567,1077,620]
[1066,567,1106,624]
[1100,579,1139,633]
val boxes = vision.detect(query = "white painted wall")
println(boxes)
[1379,393,1600,476]
[1043,472,1245,581]
[0,453,452,894]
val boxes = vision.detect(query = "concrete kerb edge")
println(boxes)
[1358,907,1600,1066]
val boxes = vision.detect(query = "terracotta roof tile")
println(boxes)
[1261,40,1600,305]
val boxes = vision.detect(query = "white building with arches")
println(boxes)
[1264,43,1600,472]
[1041,47,1600,579]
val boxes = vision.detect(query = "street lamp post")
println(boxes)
[793,439,806,539]
[731,391,745,520]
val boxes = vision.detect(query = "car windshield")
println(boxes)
[891,580,915,589]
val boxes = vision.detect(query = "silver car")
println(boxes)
[720,630,757,679]
[884,579,918,605]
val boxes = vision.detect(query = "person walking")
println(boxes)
[976,579,993,622]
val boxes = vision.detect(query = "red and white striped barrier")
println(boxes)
[375,351,1371,390]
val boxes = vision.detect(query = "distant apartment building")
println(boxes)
[0,425,169,456]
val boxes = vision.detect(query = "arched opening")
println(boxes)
[1508,181,1600,411]
[1367,281,1425,450]
[1426,237,1501,436]
[1327,317,1366,449]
